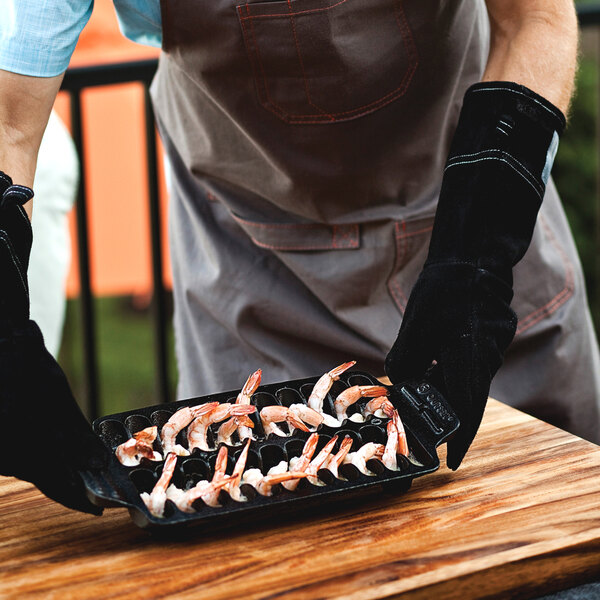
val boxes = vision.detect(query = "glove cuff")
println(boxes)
[426,81,565,282]
[447,81,565,194]
[0,170,34,211]
[465,81,565,134]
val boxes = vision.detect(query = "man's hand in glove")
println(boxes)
[385,83,566,470]
[0,171,108,515]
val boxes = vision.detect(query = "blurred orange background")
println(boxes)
[53,1,171,298]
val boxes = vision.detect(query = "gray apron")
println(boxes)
[151,0,600,444]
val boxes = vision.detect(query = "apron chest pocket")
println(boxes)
[237,0,418,124]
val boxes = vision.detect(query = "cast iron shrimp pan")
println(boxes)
[82,371,459,531]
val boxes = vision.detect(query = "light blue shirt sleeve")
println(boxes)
[0,1,94,77]
[0,1,162,78]
[113,0,162,50]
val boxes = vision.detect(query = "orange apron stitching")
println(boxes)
[515,215,575,335]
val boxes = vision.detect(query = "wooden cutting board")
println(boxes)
[1,399,600,599]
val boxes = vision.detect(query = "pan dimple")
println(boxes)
[314,434,333,454]
[276,387,303,408]
[125,415,153,437]
[319,380,347,420]
[339,463,361,481]
[243,448,261,471]
[299,382,314,402]
[260,444,286,472]
[347,374,377,387]
[208,451,235,477]
[239,483,257,502]
[333,430,360,452]
[176,429,191,453]
[97,419,129,448]
[365,458,385,477]
[181,458,210,479]
[285,438,305,459]
[129,468,157,494]
[358,425,386,445]
[254,392,278,410]
[329,380,348,398]
[395,454,412,473]
[150,410,174,431]
[161,499,177,519]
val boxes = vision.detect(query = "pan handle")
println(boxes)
[388,380,460,451]
[79,455,141,510]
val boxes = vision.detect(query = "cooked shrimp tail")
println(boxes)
[256,472,308,496]
[392,409,409,457]
[133,426,158,445]
[188,403,255,452]
[237,369,262,404]
[116,428,161,466]
[260,406,308,437]
[363,396,394,419]
[288,404,323,431]
[283,433,319,491]
[325,435,353,479]
[306,435,338,485]
[161,402,219,456]
[228,439,252,502]
[175,476,234,512]
[141,452,178,517]
[383,419,399,470]
[344,442,385,476]
[334,385,388,421]
[307,361,356,413]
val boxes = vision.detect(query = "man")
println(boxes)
[0,0,597,513]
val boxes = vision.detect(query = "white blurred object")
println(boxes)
[28,111,79,358]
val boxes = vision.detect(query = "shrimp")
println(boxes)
[382,419,399,470]
[363,396,395,419]
[324,435,353,479]
[140,452,178,517]
[283,433,319,491]
[116,429,161,466]
[236,369,262,405]
[260,406,309,437]
[161,402,219,456]
[133,426,159,446]
[288,404,323,431]
[267,461,289,477]
[307,361,356,413]
[165,483,187,507]
[168,477,233,512]
[236,369,262,441]
[217,415,255,446]
[343,442,385,476]
[202,446,229,507]
[241,469,308,497]
[334,386,388,422]
[384,406,409,457]
[227,439,252,502]
[306,435,338,486]
[188,403,256,451]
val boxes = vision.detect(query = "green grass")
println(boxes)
[553,54,600,329]
[59,296,178,417]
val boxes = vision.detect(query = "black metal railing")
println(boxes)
[60,6,600,420]
[61,60,162,420]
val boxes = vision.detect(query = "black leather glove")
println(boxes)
[385,82,566,470]
[0,171,108,514]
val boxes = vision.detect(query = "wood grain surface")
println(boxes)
[1,399,600,600]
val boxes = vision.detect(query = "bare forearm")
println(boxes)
[0,70,64,215]
[483,0,578,114]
